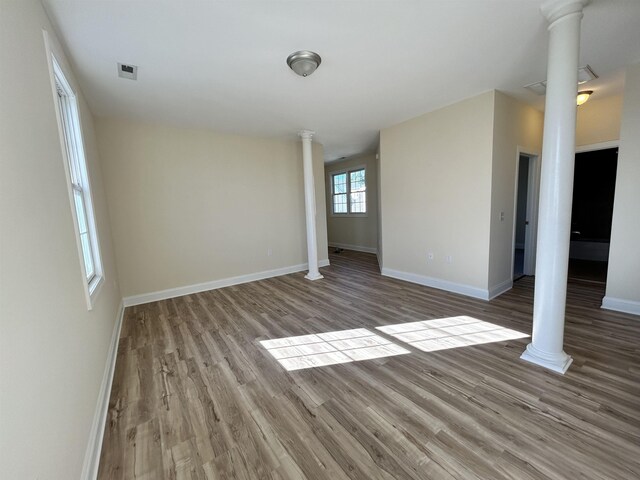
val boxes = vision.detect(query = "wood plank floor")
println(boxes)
[98,250,640,480]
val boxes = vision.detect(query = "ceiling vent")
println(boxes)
[524,65,598,95]
[117,63,138,80]
[577,65,598,84]
[524,81,547,95]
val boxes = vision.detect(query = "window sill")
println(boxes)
[87,275,104,310]
[330,213,369,218]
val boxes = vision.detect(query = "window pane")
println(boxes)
[350,192,366,213]
[350,169,366,192]
[73,189,88,234]
[80,232,95,279]
[350,169,364,182]
[72,166,94,279]
[333,193,347,213]
[333,173,347,194]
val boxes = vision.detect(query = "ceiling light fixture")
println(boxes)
[576,90,593,106]
[287,50,321,77]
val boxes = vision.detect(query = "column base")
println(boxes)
[304,272,324,281]
[520,343,573,374]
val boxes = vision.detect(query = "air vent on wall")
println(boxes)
[117,63,138,80]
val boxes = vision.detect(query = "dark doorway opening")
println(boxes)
[513,153,538,282]
[514,155,529,280]
[569,147,618,283]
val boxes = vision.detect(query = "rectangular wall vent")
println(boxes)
[117,63,138,80]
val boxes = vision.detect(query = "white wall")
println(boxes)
[489,91,543,292]
[325,153,378,253]
[96,118,328,299]
[379,92,495,297]
[0,1,122,478]
[604,63,640,314]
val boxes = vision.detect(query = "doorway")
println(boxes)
[513,153,538,281]
[568,146,618,283]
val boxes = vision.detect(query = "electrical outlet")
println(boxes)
[427,252,434,261]
[500,211,505,222]
[267,248,273,256]
[446,255,453,264]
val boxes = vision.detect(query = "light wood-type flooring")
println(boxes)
[98,250,640,480]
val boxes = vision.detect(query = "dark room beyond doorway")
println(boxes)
[569,147,618,283]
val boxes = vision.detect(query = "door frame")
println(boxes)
[511,148,541,280]
[575,140,618,154]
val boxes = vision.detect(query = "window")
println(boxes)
[51,55,103,307]
[331,167,366,214]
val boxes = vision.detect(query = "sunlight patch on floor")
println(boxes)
[260,328,410,371]
[376,316,529,353]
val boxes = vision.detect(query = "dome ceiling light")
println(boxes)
[576,90,593,106]
[287,50,321,77]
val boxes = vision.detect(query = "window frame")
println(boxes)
[329,165,368,217]
[48,48,104,309]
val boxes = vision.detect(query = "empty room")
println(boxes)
[2,0,640,479]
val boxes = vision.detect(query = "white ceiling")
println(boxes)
[43,0,640,161]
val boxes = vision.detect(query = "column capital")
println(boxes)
[540,0,589,26]
[298,130,315,140]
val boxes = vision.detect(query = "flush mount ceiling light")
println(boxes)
[287,50,321,77]
[576,90,593,106]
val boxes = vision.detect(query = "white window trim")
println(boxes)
[328,164,368,217]
[45,32,104,310]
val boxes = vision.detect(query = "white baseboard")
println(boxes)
[123,259,330,307]
[601,296,640,316]
[488,279,513,300]
[381,267,490,300]
[329,242,377,254]
[81,301,125,480]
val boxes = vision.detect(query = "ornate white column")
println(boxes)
[299,130,323,280]
[521,0,589,373]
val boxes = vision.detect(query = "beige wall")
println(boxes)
[96,118,328,298]
[376,144,383,266]
[489,92,544,291]
[0,1,122,478]
[576,94,623,147]
[380,92,495,295]
[325,153,378,252]
[605,63,640,309]
[314,142,329,262]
